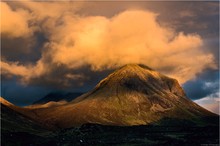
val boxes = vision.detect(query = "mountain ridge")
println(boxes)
[28,64,217,129]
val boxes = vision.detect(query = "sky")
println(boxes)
[1,1,219,114]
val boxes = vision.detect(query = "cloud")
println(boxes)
[194,92,219,114]
[179,10,196,17]
[1,2,217,87]
[1,60,46,84]
[1,2,34,38]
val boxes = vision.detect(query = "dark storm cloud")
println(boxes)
[1,35,34,62]
[1,66,114,105]
[1,32,47,64]
[1,79,53,106]
[183,69,219,100]
[23,64,114,91]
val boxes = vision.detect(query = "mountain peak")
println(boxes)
[75,64,187,110]
[96,64,181,96]
[121,64,153,70]
[116,64,153,74]
[111,64,161,80]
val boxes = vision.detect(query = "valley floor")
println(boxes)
[2,124,219,146]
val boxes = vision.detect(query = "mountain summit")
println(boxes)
[87,64,186,101]
[30,64,216,128]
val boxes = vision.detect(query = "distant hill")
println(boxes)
[32,92,83,105]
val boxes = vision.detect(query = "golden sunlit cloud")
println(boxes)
[1,2,217,85]
[1,2,33,38]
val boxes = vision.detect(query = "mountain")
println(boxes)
[33,92,83,105]
[30,64,218,129]
[1,64,219,145]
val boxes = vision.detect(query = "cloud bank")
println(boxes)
[1,2,217,87]
[194,92,219,114]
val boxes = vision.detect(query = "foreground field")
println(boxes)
[2,123,219,146]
